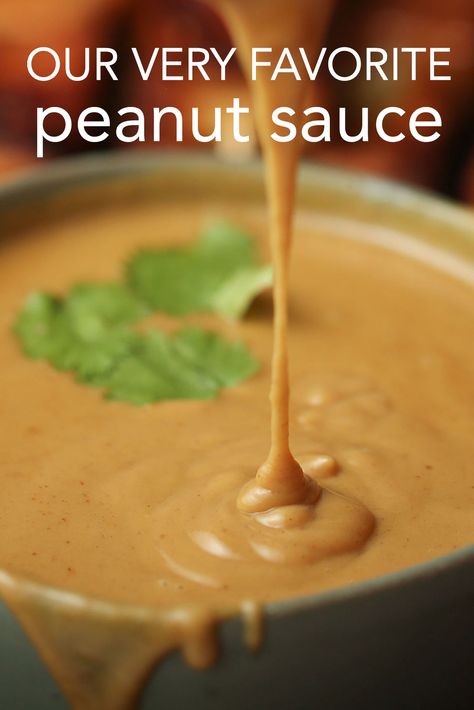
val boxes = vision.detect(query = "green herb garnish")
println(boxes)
[13,222,270,405]
[127,221,272,319]
[100,328,258,405]
[14,288,143,385]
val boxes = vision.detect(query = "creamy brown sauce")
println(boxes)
[1,200,473,606]
[221,0,329,517]
[1,202,474,707]
[215,0,374,562]
[0,2,474,708]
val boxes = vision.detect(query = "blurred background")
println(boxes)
[0,0,473,203]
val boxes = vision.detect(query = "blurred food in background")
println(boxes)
[0,0,473,203]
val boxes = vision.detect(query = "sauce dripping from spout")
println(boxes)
[213,0,336,516]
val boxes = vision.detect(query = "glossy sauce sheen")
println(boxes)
[1,200,474,604]
[0,2,473,709]
[208,0,374,576]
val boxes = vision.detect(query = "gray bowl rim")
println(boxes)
[0,149,473,622]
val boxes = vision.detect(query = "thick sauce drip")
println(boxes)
[203,0,373,555]
[217,0,335,513]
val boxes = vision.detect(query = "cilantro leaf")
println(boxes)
[13,286,144,383]
[13,291,62,360]
[210,264,273,320]
[173,328,258,387]
[93,328,259,405]
[14,293,259,405]
[64,284,147,336]
[102,331,220,405]
[126,221,272,319]
[13,222,267,405]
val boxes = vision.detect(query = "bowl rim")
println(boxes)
[1,149,474,227]
[0,150,473,622]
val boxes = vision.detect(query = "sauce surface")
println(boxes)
[0,199,473,607]
[216,0,367,560]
